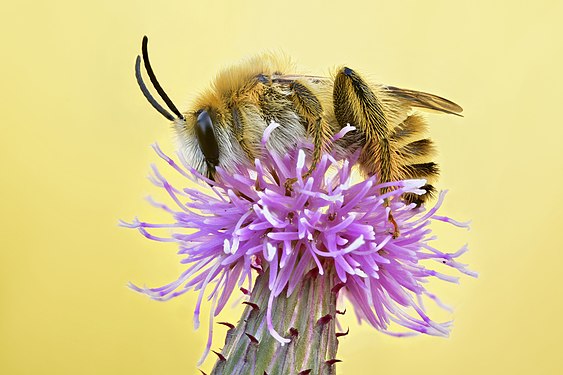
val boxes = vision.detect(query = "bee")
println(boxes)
[135,36,462,219]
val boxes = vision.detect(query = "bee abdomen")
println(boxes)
[400,162,439,179]
[391,114,428,145]
[396,139,436,162]
[390,113,439,205]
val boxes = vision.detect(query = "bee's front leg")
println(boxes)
[284,80,332,193]
[332,67,400,237]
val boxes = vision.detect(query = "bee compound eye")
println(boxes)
[196,110,220,167]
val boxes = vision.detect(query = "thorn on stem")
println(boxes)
[198,370,208,375]
[331,282,345,294]
[316,313,333,326]
[289,327,299,338]
[212,350,226,361]
[336,308,346,315]
[298,370,312,375]
[336,327,350,338]
[218,322,235,329]
[325,359,342,366]
[245,333,259,344]
[242,301,260,311]
[240,287,249,295]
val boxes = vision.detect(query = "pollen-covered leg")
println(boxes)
[333,67,400,236]
[333,67,394,183]
[284,80,332,192]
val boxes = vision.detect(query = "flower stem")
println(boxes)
[210,263,340,375]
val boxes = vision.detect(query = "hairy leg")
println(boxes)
[284,80,333,192]
[333,67,400,237]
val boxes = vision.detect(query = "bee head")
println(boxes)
[176,105,250,181]
[135,36,228,180]
[135,37,282,180]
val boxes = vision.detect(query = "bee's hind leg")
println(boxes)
[284,80,332,193]
[332,67,400,238]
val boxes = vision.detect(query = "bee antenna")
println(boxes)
[135,55,175,121]
[141,36,185,121]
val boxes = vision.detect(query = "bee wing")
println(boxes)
[383,86,463,116]
[272,74,330,84]
[273,75,463,116]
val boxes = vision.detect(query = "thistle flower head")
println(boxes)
[123,123,475,363]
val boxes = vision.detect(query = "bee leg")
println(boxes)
[333,67,400,237]
[333,67,393,182]
[231,106,257,161]
[387,208,400,239]
[284,80,332,193]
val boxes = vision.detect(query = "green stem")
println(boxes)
[209,263,340,375]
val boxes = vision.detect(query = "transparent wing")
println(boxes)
[272,74,329,84]
[383,86,463,116]
[272,75,463,116]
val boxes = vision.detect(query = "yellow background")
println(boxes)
[1,1,562,374]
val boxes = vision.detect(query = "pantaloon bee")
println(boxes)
[135,36,462,213]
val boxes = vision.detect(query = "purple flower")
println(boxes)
[122,123,476,363]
